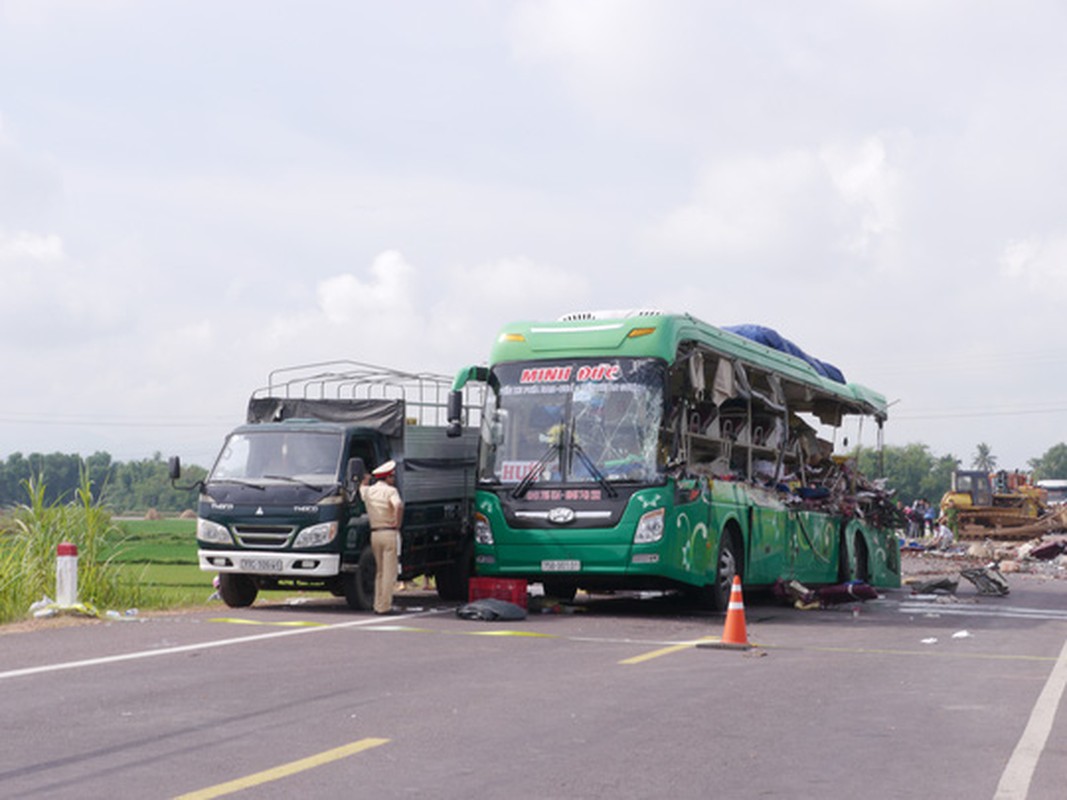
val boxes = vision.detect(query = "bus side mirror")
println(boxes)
[168,455,181,480]
[446,390,464,438]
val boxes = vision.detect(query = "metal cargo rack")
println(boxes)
[252,360,484,429]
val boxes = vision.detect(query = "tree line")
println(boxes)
[2,441,1066,516]
[855,441,1067,508]
[0,452,207,515]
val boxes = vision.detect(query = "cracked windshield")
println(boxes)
[479,359,665,485]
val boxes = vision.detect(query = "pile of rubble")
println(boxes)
[901,533,1067,582]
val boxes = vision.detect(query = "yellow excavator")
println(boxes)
[941,470,1063,540]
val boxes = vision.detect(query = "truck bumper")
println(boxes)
[199,549,340,578]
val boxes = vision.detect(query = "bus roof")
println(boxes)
[489,310,888,420]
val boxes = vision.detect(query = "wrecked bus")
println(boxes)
[447,310,900,610]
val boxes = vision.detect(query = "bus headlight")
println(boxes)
[293,521,338,548]
[474,512,494,545]
[197,518,233,545]
[633,508,665,544]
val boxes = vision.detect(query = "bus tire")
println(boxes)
[710,530,740,613]
[218,573,257,608]
[344,545,376,611]
[851,532,870,583]
[435,541,473,602]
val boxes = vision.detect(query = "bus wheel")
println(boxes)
[344,545,376,611]
[218,573,257,608]
[711,535,739,613]
[845,533,870,583]
[542,581,578,602]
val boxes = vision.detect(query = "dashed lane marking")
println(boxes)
[173,737,389,799]
[208,617,330,627]
[619,636,721,664]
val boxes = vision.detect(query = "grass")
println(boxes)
[2,478,351,626]
[1,475,145,624]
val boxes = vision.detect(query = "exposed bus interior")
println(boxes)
[665,340,900,530]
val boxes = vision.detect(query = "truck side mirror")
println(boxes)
[168,455,181,480]
[346,457,367,487]
[446,390,464,438]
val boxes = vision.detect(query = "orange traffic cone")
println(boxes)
[720,575,750,647]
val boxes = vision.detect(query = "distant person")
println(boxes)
[359,460,404,615]
[933,518,955,550]
[923,499,937,534]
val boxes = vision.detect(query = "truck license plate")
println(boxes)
[541,559,580,572]
[239,558,283,573]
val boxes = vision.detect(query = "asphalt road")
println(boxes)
[2,573,1065,800]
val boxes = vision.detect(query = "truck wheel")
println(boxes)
[435,541,473,602]
[344,545,376,611]
[218,573,257,608]
[541,581,578,602]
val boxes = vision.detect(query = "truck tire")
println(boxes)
[344,545,376,611]
[435,541,473,602]
[541,580,578,602]
[219,573,258,608]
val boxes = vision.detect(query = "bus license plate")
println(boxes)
[239,558,283,573]
[541,559,580,572]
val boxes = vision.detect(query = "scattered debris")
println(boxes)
[456,598,527,621]
[910,576,959,595]
[772,579,879,609]
[960,565,1010,596]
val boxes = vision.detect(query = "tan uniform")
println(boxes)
[360,480,403,613]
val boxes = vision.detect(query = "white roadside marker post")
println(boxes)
[56,542,79,607]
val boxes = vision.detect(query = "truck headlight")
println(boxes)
[293,521,338,548]
[633,508,665,544]
[197,518,233,544]
[474,512,493,545]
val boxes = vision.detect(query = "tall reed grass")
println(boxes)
[0,471,144,625]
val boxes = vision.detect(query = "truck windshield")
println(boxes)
[478,358,665,486]
[210,429,343,486]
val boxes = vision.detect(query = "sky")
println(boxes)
[2,0,1066,472]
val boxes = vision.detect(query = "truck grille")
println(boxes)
[233,524,296,548]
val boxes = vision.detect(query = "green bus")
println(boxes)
[447,310,900,609]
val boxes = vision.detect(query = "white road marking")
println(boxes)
[994,637,1067,799]
[0,612,428,681]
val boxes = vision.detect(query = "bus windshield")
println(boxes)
[478,358,665,486]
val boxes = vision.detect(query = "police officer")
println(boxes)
[359,460,404,614]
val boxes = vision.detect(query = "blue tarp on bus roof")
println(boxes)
[723,324,846,384]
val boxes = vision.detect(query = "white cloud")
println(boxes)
[643,134,906,274]
[820,136,903,260]
[999,237,1067,295]
[0,229,64,262]
[317,249,416,324]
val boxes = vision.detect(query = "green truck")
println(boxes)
[170,362,482,609]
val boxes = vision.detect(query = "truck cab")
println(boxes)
[171,362,482,610]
